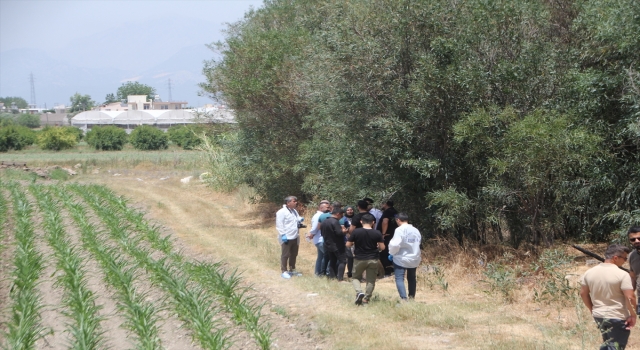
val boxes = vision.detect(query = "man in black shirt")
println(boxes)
[347,213,385,305]
[321,207,347,281]
[377,200,398,275]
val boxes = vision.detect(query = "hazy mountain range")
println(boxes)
[0,17,228,108]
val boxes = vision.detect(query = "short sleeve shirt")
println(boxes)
[580,263,633,320]
[348,228,384,260]
[352,212,374,230]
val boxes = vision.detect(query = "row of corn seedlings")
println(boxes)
[29,184,106,349]
[82,184,274,350]
[52,185,163,350]
[0,180,7,253]
[69,184,231,350]
[2,181,47,350]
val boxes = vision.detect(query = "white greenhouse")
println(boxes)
[71,109,235,133]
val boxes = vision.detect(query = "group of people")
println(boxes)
[580,226,640,350]
[275,196,422,305]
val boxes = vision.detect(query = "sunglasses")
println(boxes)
[630,237,640,242]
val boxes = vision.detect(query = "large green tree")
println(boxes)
[69,93,95,113]
[201,0,640,246]
[116,82,156,101]
[0,96,28,109]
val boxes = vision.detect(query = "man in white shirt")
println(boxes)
[388,212,422,300]
[276,195,302,279]
[306,200,330,277]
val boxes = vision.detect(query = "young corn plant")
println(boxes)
[3,181,48,350]
[53,185,163,350]
[29,184,105,350]
[71,184,231,350]
[185,262,273,350]
[81,183,273,349]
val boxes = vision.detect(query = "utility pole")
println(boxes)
[168,78,173,102]
[29,72,36,108]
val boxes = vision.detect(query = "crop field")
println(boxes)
[0,180,271,350]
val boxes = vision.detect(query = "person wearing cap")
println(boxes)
[580,244,636,350]
[320,207,348,281]
[276,195,303,279]
[388,212,422,300]
[307,200,331,277]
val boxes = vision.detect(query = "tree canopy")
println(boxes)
[69,93,95,113]
[116,82,156,101]
[0,96,28,109]
[202,0,640,246]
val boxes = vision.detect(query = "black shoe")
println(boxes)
[355,293,365,306]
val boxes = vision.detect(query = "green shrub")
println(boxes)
[15,113,41,128]
[129,125,168,150]
[168,125,203,149]
[60,126,83,141]
[86,126,127,150]
[37,126,78,150]
[0,113,15,127]
[0,125,37,151]
[49,168,70,181]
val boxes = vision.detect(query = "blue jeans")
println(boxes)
[314,242,326,276]
[393,262,416,299]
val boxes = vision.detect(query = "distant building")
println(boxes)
[94,95,187,111]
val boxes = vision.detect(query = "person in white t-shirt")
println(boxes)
[388,212,422,300]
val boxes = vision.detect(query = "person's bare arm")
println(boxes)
[346,241,353,248]
[580,284,593,313]
[623,289,637,329]
[381,218,389,236]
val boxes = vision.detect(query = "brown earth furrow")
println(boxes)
[0,187,17,339]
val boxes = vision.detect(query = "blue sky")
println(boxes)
[0,0,264,107]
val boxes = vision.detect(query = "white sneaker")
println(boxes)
[289,270,302,277]
[281,271,291,279]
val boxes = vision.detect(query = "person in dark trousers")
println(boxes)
[344,206,355,278]
[320,207,347,281]
[388,212,421,300]
[276,195,303,279]
[377,200,398,275]
[347,213,384,305]
[580,244,637,349]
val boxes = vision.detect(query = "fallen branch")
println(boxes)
[571,244,629,273]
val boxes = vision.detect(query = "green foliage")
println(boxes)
[168,125,203,149]
[0,96,28,109]
[49,168,70,181]
[116,82,156,101]
[15,113,40,128]
[129,125,168,150]
[201,0,640,245]
[37,126,78,150]
[482,254,521,303]
[104,93,118,104]
[69,93,95,112]
[0,125,37,151]
[532,249,576,305]
[86,126,128,151]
